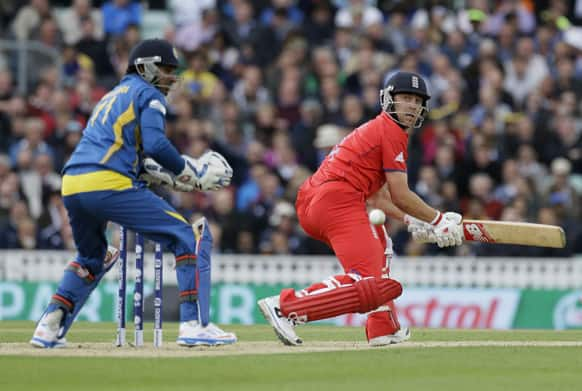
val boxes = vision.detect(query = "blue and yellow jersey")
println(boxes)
[62,74,184,196]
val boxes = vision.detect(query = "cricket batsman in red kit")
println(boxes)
[258,71,464,346]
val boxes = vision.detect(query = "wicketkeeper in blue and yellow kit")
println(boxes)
[31,39,237,348]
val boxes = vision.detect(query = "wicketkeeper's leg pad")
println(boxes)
[279,276,402,323]
[176,217,212,324]
[55,246,120,338]
[194,217,212,326]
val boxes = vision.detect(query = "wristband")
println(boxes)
[430,211,443,226]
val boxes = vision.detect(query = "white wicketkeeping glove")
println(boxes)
[141,158,194,192]
[431,211,463,248]
[178,151,233,191]
[403,214,437,243]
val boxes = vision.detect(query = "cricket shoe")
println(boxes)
[30,309,67,348]
[258,296,302,346]
[368,327,411,346]
[176,321,237,346]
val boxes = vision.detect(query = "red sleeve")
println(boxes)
[381,129,407,172]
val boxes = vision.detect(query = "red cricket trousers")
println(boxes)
[295,178,401,338]
[296,179,385,276]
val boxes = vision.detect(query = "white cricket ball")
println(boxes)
[369,209,386,225]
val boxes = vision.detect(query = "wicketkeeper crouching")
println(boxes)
[31,39,236,348]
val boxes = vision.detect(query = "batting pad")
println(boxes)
[279,277,402,322]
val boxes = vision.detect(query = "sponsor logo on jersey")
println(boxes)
[394,152,405,163]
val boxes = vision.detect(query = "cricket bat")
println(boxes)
[461,220,566,248]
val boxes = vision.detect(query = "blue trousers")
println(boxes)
[47,186,201,337]
[63,187,196,268]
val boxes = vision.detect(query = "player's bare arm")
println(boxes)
[366,184,405,221]
[384,170,438,222]
[385,170,463,247]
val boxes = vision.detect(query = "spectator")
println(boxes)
[503,37,549,109]
[0,71,17,152]
[69,67,107,119]
[11,0,53,41]
[14,217,39,249]
[493,159,520,205]
[312,124,344,166]
[415,165,443,208]
[466,173,504,219]
[223,0,277,66]
[343,40,389,96]
[554,57,582,99]
[383,5,409,55]
[553,116,582,173]
[485,0,536,36]
[289,99,322,170]
[0,200,32,248]
[209,188,243,253]
[334,0,383,32]
[441,29,475,70]
[543,157,580,219]
[61,45,94,88]
[434,144,464,190]
[181,49,220,103]
[236,161,267,212]
[303,1,335,46]
[169,0,214,28]
[470,86,512,130]
[75,16,115,81]
[0,172,22,223]
[275,70,302,125]
[232,64,271,121]
[9,118,55,169]
[19,152,61,219]
[339,94,365,128]
[102,0,141,38]
[259,200,304,254]
[32,16,63,50]
[267,131,299,184]
[245,170,283,249]
[57,0,104,45]
[38,191,74,249]
[515,144,547,192]
[176,7,218,52]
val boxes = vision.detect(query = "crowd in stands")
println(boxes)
[1,0,582,257]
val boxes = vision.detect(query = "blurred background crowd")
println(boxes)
[1,0,582,257]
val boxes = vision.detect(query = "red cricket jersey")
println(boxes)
[312,112,408,198]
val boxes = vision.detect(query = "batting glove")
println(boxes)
[404,214,437,243]
[431,211,463,248]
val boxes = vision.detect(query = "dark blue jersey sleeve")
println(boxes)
[138,88,185,175]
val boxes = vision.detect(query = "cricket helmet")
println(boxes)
[380,71,431,128]
[127,39,180,93]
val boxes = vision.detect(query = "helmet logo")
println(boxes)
[173,47,179,61]
[387,85,394,92]
[411,76,419,89]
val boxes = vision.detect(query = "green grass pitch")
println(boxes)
[1,321,581,391]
